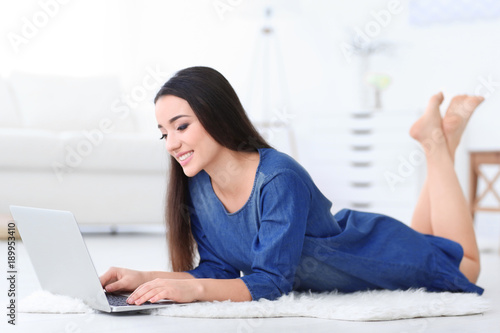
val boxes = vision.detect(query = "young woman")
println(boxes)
[100,66,484,305]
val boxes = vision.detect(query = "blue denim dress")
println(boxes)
[186,148,483,300]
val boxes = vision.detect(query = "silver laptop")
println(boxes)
[10,205,174,313]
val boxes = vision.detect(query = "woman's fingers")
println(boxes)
[127,279,199,305]
[99,267,119,288]
[127,280,154,304]
[131,287,164,305]
[103,280,125,293]
[127,279,171,305]
[99,267,149,293]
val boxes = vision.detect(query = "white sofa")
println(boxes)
[0,72,168,225]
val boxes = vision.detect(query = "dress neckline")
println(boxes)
[208,148,264,216]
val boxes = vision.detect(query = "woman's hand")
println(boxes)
[99,267,151,293]
[126,278,202,304]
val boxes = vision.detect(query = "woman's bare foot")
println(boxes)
[443,95,485,156]
[410,92,447,154]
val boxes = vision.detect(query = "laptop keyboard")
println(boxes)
[106,293,152,307]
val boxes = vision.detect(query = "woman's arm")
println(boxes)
[197,278,251,302]
[126,277,252,304]
[149,271,195,280]
[100,267,194,293]
[100,267,251,303]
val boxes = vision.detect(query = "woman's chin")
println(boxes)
[182,166,200,178]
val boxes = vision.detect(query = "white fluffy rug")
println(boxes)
[20,291,94,314]
[20,289,491,321]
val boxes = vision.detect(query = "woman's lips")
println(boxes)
[178,151,194,166]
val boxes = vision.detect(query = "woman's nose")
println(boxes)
[165,133,181,153]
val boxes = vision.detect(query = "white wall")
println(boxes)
[1,0,499,220]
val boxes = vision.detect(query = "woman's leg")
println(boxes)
[409,172,433,234]
[410,94,450,234]
[409,93,483,283]
[410,95,483,233]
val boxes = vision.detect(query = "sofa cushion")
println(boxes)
[0,128,63,170]
[0,78,22,128]
[9,72,136,132]
[57,131,168,173]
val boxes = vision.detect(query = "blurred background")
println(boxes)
[1,0,499,247]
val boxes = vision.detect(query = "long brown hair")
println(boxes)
[154,66,272,272]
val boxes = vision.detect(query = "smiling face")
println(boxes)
[155,95,224,177]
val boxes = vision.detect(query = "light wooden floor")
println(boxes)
[1,227,499,333]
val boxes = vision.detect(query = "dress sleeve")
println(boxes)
[186,209,240,280]
[239,171,311,300]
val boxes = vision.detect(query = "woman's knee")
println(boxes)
[459,256,481,284]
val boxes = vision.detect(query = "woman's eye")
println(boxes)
[177,123,189,131]
[159,134,167,140]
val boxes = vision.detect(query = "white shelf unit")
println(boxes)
[306,109,422,225]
